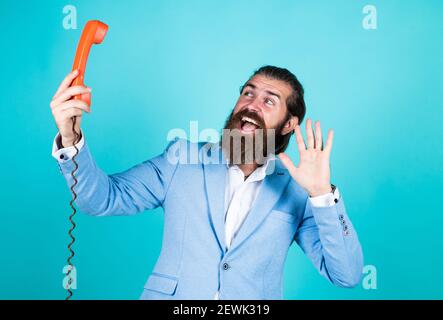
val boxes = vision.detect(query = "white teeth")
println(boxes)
[241,116,258,126]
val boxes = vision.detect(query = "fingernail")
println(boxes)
[73,69,78,75]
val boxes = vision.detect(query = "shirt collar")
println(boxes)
[226,153,277,182]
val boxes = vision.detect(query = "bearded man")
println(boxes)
[50,65,363,299]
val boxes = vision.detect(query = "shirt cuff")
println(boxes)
[309,187,340,207]
[52,130,85,163]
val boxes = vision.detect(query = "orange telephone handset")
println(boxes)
[71,20,108,106]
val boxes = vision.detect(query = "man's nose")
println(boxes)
[246,97,262,113]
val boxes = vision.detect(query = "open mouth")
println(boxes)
[238,116,261,133]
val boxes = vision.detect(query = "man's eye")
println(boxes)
[244,91,253,97]
[265,98,275,106]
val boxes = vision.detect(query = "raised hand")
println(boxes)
[279,119,333,197]
[50,69,91,147]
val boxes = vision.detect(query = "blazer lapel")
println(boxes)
[228,160,291,253]
[202,143,228,252]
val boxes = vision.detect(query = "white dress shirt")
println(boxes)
[52,132,340,300]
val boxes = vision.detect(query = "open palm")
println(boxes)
[279,119,333,197]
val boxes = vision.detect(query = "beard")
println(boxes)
[221,108,288,166]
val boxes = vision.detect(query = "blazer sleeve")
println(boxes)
[293,196,364,288]
[55,137,183,216]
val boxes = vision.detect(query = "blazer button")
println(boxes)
[339,214,344,221]
[222,262,230,270]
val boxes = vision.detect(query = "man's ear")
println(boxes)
[280,116,298,135]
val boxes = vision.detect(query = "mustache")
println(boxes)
[226,109,266,130]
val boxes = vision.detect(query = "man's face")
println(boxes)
[232,74,294,132]
[222,74,296,164]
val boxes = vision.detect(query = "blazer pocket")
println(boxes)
[144,272,178,295]
[269,209,297,223]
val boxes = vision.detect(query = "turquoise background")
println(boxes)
[0,0,442,299]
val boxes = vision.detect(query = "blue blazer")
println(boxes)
[56,138,364,299]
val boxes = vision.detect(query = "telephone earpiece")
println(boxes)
[72,20,108,106]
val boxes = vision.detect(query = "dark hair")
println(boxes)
[239,65,306,153]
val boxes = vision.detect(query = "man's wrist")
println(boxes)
[308,184,334,197]
[60,132,82,149]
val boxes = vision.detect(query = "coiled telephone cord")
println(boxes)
[65,115,80,300]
